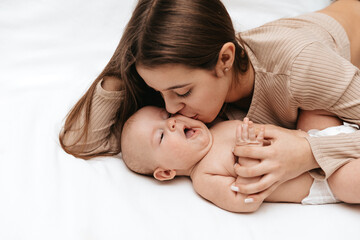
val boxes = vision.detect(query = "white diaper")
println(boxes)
[307,122,358,137]
[301,179,340,205]
[302,123,358,205]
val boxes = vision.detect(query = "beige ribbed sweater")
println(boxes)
[227,13,360,178]
[62,13,360,179]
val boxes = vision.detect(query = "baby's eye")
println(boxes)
[160,132,164,143]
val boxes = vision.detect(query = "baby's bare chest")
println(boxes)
[197,121,239,177]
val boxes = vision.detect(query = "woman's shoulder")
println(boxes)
[240,18,317,74]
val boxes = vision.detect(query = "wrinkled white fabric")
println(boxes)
[302,179,340,205]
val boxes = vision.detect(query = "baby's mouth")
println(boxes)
[184,127,196,139]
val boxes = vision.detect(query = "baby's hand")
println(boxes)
[232,118,264,202]
[235,118,264,146]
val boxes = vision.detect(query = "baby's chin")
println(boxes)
[202,127,213,155]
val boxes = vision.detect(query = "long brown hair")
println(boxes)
[59,0,249,159]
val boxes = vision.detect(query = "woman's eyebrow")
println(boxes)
[165,83,190,91]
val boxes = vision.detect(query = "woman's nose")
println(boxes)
[167,118,176,131]
[164,98,184,115]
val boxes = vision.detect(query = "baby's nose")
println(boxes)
[167,118,176,131]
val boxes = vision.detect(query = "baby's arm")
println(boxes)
[192,173,262,213]
[191,120,265,213]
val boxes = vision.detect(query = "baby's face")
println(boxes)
[130,106,213,171]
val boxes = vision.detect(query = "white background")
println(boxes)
[1,0,359,239]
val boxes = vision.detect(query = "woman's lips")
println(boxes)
[191,115,198,120]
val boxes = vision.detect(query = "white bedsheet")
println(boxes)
[1,0,359,239]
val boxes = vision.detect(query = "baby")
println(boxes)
[120,106,360,212]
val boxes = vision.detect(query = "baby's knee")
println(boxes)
[297,110,342,132]
[328,160,360,203]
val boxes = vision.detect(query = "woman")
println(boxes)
[60,0,360,203]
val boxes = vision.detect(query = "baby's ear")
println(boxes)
[153,168,176,181]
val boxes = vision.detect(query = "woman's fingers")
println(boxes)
[232,124,316,199]
[233,144,271,160]
[244,182,281,203]
[232,173,277,195]
[234,162,269,178]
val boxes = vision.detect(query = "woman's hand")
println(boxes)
[232,124,319,203]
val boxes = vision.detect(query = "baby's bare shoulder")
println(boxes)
[210,120,242,132]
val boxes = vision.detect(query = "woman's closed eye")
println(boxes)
[175,89,192,98]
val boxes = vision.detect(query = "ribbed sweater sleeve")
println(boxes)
[291,42,360,178]
[62,80,123,157]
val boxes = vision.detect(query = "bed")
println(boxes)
[1,0,359,239]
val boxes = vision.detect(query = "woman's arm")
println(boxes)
[232,41,360,200]
[60,76,124,158]
[290,42,360,178]
[101,76,124,91]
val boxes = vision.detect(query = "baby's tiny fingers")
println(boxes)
[242,123,249,141]
[248,121,256,141]
[256,126,265,145]
[236,124,245,145]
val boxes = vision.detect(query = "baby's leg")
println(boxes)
[297,110,342,132]
[328,159,360,203]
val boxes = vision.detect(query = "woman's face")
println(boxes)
[136,64,231,123]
